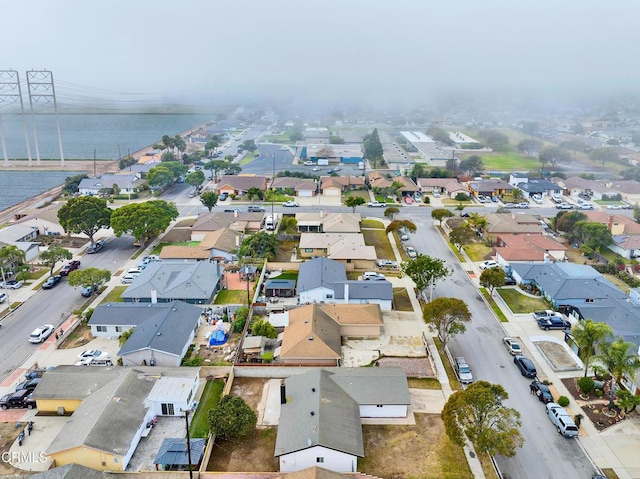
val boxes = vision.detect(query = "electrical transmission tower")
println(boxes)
[0,70,32,166]
[26,70,65,166]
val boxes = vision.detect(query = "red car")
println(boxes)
[60,260,81,276]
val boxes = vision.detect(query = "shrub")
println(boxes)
[423,196,430,204]
[595,389,604,398]
[208,395,257,440]
[261,351,274,363]
[577,377,595,395]
[557,396,570,407]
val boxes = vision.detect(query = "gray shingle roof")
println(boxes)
[265,279,296,290]
[120,261,222,302]
[329,367,411,405]
[332,280,393,301]
[297,258,347,292]
[33,366,123,400]
[88,301,202,327]
[154,438,206,466]
[275,369,364,458]
[29,463,114,479]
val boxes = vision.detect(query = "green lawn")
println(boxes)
[600,246,626,263]
[602,273,630,294]
[22,267,49,281]
[479,152,540,171]
[595,200,626,205]
[214,290,247,304]
[407,378,442,390]
[343,190,370,201]
[262,133,292,143]
[441,199,474,206]
[362,229,394,260]
[497,288,547,314]
[361,219,384,229]
[100,286,127,304]
[374,195,397,204]
[274,271,298,281]
[479,287,508,322]
[239,153,256,165]
[392,287,413,311]
[190,380,225,438]
[463,243,491,261]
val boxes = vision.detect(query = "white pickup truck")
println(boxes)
[532,310,561,320]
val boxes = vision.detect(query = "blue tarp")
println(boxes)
[209,329,228,346]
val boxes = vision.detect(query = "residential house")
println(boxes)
[29,464,115,479]
[298,233,377,269]
[485,213,544,236]
[0,224,41,261]
[215,175,268,196]
[161,228,240,262]
[88,301,201,366]
[302,144,363,164]
[275,368,410,472]
[191,211,265,239]
[297,257,392,310]
[495,234,567,266]
[416,178,467,197]
[271,177,318,197]
[319,176,365,196]
[78,173,144,196]
[607,180,640,203]
[120,261,223,304]
[265,279,296,298]
[41,366,199,472]
[12,202,66,237]
[509,175,563,198]
[468,179,514,198]
[581,211,640,259]
[367,171,419,196]
[295,212,361,233]
[557,176,616,200]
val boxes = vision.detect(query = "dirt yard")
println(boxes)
[229,377,268,411]
[360,414,473,479]
[535,341,581,371]
[0,422,29,477]
[59,322,93,349]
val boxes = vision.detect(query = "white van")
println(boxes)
[579,202,595,210]
[546,402,579,437]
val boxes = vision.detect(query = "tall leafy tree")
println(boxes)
[173,135,187,158]
[200,191,219,212]
[40,246,72,276]
[239,232,278,260]
[344,196,366,212]
[442,381,524,457]
[110,200,178,246]
[459,155,484,175]
[384,207,400,220]
[538,146,570,175]
[554,211,587,233]
[590,147,620,167]
[0,245,26,271]
[572,320,612,377]
[574,221,613,250]
[161,161,189,179]
[147,165,174,189]
[595,338,640,410]
[208,395,257,440]
[62,174,88,195]
[385,219,416,234]
[401,254,452,301]
[57,196,112,244]
[363,128,384,168]
[560,139,587,157]
[517,139,543,157]
[422,297,471,348]
[67,267,111,289]
[480,267,506,295]
[431,208,455,225]
[186,170,206,189]
[161,134,174,152]
[246,187,264,202]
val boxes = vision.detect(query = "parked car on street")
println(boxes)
[367,201,385,208]
[514,355,537,378]
[282,201,299,207]
[303,161,314,166]
[1,280,24,289]
[405,246,417,258]
[454,357,474,384]
[503,337,522,355]
[530,380,554,403]
[0,292,7,303]
[42,275,62,289]
[546,402,579,437]
[86,239,106,254]
[29,324,55,344]
[81,285,96,297]
[247,205,265,212]
[60,260,81,276]
[0,390,36,410]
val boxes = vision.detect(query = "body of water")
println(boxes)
[0,113,215,212]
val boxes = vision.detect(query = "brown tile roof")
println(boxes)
[192,212,264,232]
[496,234,566,261]
[584,212,640,235]
[485,214,544,234]
[320,175,365,190]
[217,175,268,191]
[159,245,210,260]
[271,177,317,191]
[279,305,342,360]
[199,228,240,252]
[317,303,383,325]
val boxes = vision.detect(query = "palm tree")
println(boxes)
[512,188,524,201]
[572,320,612,377]
[0,245,26,279]
[595,338,640,410]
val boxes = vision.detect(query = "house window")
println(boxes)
[305,249,314,253]
[585,298,595,303]
[161,403,175,415]
[326,294,333,299]
[96,326,107,333]
[316,457,324,463]
[115,326,123,332]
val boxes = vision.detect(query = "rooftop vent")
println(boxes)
[310,411,315,416]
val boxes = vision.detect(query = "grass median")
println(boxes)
[479,287,508,322]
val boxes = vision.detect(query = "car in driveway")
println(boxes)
[0,292,7,303]
[479,260,499,270]
[283,201,299,207]
[361,271,386,281]
[78,349,110,361]
[0,390,36,410]
[29,324,55,343]
[513,355,537,378]
[537,316,572,330]
[60,260,81,276]
[532,310,560,320]
[15,377,41,393]
[1,280,24,289]
[530,380,554,403]
[503,337,522,355]
[376,259,397,268]
[86,239,106,254]
[42,275,62,289]
[405,246,417,258]
[367,201,385,208]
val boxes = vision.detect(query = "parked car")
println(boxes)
[503,337,522,356]
[546,402,579,437]
[405,246,417,258]
[15,378,41,393]
[504,275,517,286]
[283,201,299,207]
[513,355,537,378]
[75,356,113,366]
[78,349,106,360]
[367,201,385,208]
[42,275,62,289]
[1,280,24,289]
[537,317,572,330]
[376,259,397,268]
[247,205,265,212]
[516,202,530,209]
[361,271,386,281]
[86,239,106,254]
[606,204,623,210]
[219,192,228,201]
[29,324,55,344]
[400,231,409,241]
[81,285,96,297]
[479,260,499,270]
[0,292,7,303]
[312,166,321,171]
[0,390,36,410]
[120,273,139,284]
[454,357,474,384]
[530,380,554,403]
[556,203,574,210]
[532,195,543,204]
[303,161,314,166]
[403,196,414,205]
[532,310,560,320]
[60,260,81,276]
[503,203,515,208]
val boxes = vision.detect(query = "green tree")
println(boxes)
[239,232,278,260]
[385,219,417,235]
[521,121,539,137]
[186,170,206,189]
[555,211,587,233]
[574,221,613,250]
[427,126,454,145]
[200,191,219,212]
[422,297,471,348]
[480,267,506,295]
[0,244,26,274]
[147,165,174,189]
[161,161,189,179]
[57,196,112,244]
[595,338,640,410]
[517,139,543,157]
[480,130,509,151]
[62,174,88,195]
[232,307,249,333]
[119,155,137,170]
[449,225,474,251]
[162,134,174,152]
[442,381,524,457]
[67,267,111,289]
[511,188,524,201]
[289,131,303,142]
[40,246,72,276]
[616,390,640,414]
[251,318,278,338]
[118,328,134,347]
[246,187,264,202]
[560,139,587,157]
[110,200,178,247]
[572,320,612,377]
[539,146,570,175]
[401,254,452,302]
[455,202,466,217]
[241,139,257,152]
[590,147,620,168]
[344,196,366,212]
[208,395,257,440]
[431,208,455,225]
[459,155,484,175]
[384,207,400,220]
[329,136,345,144]
[363,128,384,168]
[281,217,298,235]
[467,212,487,232]
[173,135,187,158]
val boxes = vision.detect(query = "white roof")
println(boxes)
[146,376,196,403]
[401,131,433,143]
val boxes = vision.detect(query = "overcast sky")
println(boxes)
[2,0,639,108]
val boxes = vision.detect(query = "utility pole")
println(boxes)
[182,409,194,479]
[26,70,65,165]
[0,70,32,165]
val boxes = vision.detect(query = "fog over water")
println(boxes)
[2,1,639,108]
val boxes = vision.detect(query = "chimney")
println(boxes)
[150,288,158,304]
[344,282,349,303]
[608,215,614,231]
[280,380,286,405]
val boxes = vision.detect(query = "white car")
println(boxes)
[120,273,139,284]
[405,246,417,258]
[1,280,24,289]
[0,292,7,304]
[606,204,623,210]
[29,324,55,344]
[367,201,385,208]
[376,259,397,268]
[283,201,299,207]
[280,146,288,151]
[503,337,522,356]
[479,260,500,270]
[303,161,314,166]
[312,166,321,171]
[77,349,108,360]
